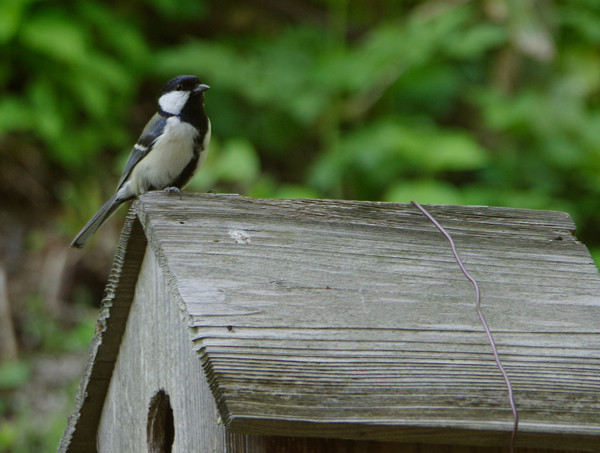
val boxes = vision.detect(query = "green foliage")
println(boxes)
[190,137,261,193]
[1,1,598,249]
[143,1,600,257]
[21,294,96,353]
[0,308,94,453]
[0,1,144,171]
[0,361,30,391]
[0,370,82,453]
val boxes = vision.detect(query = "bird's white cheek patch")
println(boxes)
[158,91,190,115]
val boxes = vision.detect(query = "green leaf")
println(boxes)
[0,360,30,390]
[215,138,260,185]
[77,2,150,69]
[0,96,31,133]
[385,180,463,205]
[147,0,207,19]
[77,52,133,92]
[27,78,63,142]
[67,75,110,119]
[155,42,247,89]
[20,12,89,63]
[423,131,488,172]
[0,419,17,449]
[444,23,506,58]
[273,184,321,200]
[0,0,34,44]
[590,248,600,270]
[308,149,346,195]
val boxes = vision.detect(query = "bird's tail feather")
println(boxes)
[70,194,123,248]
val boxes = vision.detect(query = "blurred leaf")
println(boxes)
[27,78,63,143]
[392,64,462,116]
[562,4,600,43]
[0,97,31,133]
[591,248,600,270]
[19,12,89,63]
[67,75,110,119]
[444,23,506,58]
[77,53,134,94]
[308,147,346,195]
[423,131,488,172]
[311,120,487,196]
[147,0,207,19]
[247,174,278,199]
[215,138,260,185]
[472,88,530,132]
[0,418,17,449]
[77,2,150,69]
[273,184,321,199]
[45,317,95,352]
[385,180,463,205]
[0,0,34,44]
[561,48,600,96]
[460,185,561,211]
[155,41,249,90]
[0,361,30,390]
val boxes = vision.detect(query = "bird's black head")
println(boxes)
[157,75,210,117]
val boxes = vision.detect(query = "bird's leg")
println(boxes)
[164,186,182,199]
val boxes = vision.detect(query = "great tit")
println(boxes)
[71,75,211,248]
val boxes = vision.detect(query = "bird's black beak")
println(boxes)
[193,84,210,94]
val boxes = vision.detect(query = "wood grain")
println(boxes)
[59,212,147,453]
[96,247,228,452]
[131,193,600,451]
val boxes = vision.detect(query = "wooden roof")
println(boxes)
[61,193,600,451]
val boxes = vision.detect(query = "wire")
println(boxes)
[411,200,519,452]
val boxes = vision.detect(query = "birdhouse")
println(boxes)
[59,193,600,452]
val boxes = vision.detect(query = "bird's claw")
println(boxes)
[165,187,182,199]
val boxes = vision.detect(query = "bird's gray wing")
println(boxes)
[116,113,168,188]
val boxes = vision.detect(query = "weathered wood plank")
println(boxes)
[133,193,600,451]
[96,248,227,452]
[59,213,147,453]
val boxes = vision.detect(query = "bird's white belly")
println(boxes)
[127,117,200,195]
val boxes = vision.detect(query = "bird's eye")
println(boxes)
[176,83,183,91]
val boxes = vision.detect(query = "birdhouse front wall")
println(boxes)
[97,249,227,452]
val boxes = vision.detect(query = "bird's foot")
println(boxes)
[164,186,182,199]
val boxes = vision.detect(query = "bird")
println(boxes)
[71,75,211,249]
